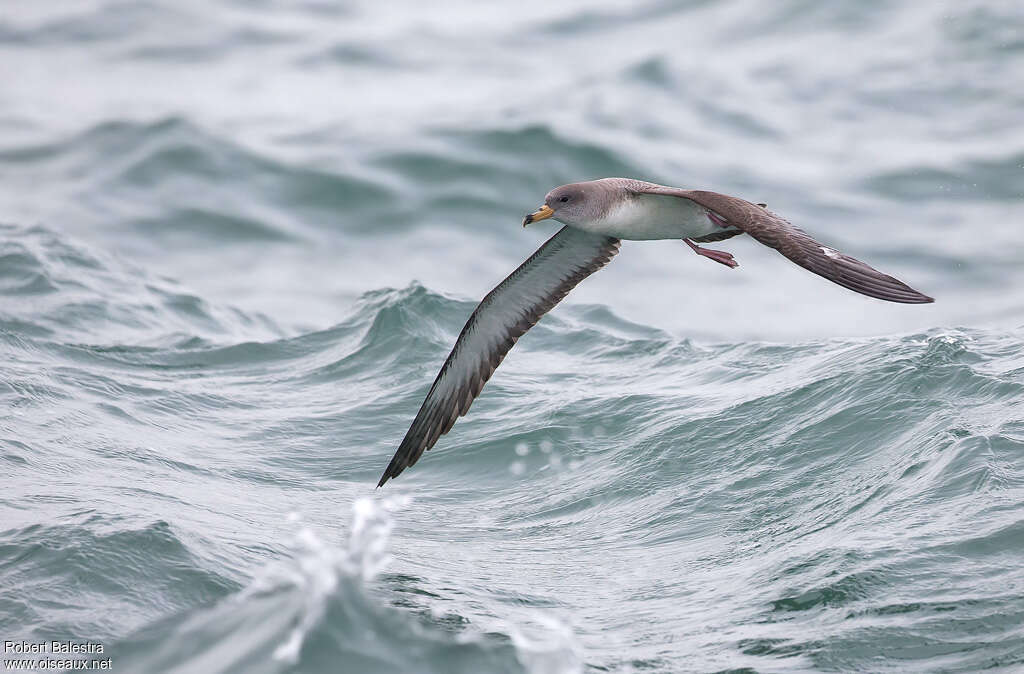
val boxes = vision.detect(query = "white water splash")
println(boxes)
[507,612,583,674]
[271,495,409,663]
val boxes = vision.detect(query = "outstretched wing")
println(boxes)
[378,226,621,487]
[635,185,934,304]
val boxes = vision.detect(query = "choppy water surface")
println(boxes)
[2,1,1024,672]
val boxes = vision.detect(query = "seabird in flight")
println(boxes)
[377,178,933,486]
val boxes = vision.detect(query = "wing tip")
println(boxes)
[882,283,935,304]
[377,459,405,488]
[377,453,406,488]
[873,286,934,304]
[869,289,935,304]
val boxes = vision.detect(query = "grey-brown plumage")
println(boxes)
[378,226,619,487]
[378,177,932,487]
[634,185,934,303]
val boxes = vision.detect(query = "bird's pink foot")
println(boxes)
[684,238,739,268]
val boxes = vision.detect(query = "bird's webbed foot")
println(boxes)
[684,238,739,269]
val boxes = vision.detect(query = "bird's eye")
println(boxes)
[559,195,570,203]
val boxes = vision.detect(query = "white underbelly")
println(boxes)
[577,193,723,240]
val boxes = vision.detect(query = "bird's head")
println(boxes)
[523,182,596,227]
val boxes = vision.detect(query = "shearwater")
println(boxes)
[377,178,933,487]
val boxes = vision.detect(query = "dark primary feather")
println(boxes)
[378,226,620,487]
[634,185,934,304]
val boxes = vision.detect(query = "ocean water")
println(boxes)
[2,1,1024,672]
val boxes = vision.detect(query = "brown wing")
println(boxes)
[636,186,934,304]
[378,226,621,487]
[691,230,744,244]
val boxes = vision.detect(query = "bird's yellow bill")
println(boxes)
[522,204,554,227]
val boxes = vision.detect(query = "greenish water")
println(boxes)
[2,1,1024,672]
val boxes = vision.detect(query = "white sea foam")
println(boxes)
[271,496,409,663]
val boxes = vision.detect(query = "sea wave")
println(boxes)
[107,498,581,674]
[3,0,1024,671]
[3,219,1023,672]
